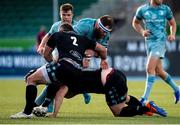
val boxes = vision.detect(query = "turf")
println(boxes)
[0,79,180,124]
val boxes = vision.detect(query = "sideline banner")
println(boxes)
[89,39,180,77]
[0,39,180,77]
[0,51,45,76]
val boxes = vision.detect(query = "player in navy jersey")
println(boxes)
[72,15,113,103]
[35,3,92,113]
[10,23,108,118]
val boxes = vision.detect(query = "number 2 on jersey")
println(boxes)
[71,36,78,46]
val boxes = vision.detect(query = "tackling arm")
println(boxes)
[43,45,54,62]
[37,34,50,55]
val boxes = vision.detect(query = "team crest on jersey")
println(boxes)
[151,14,157,20]
[144,11,150,17]
[159,11,164,16]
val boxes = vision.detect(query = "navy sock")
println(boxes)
[24,85,37,115]
[164,74,179,92]
[126,95,142,106]
[119,105,149,117]
[42,84,60,107]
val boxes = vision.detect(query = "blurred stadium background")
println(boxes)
[0,0,180,123]
[0,0,180,78]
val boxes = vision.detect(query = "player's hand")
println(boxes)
[83,57,91,69]
[37,46,45,55]
[168,34,176,42]
[141,30,151,37]
[100,59,108,69]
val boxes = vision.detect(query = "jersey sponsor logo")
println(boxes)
[152,13,157,20]
[146,19,164,23]
[69,50,82,61]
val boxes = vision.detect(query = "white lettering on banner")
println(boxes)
[114,55,147,71]
[127,42,137,52]
[14,56,44,68]
[127,41,145,52]
[139,42,146,52]
[166,42,176,52]
[0,56,13,67]
[89,55,147,72]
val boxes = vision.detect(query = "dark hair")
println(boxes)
[60,22,73,31]
[99,15,113,31]
[60,3,73,12]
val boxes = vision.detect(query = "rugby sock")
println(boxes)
[42,84,59,107]
[126,95,142,106]
[141,74,156,104]
[42,98,52,107]
[35,86,48,106]
[119,105,149,117]
[24,85,37,115]
[164,74,179,92]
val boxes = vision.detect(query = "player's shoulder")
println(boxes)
[137,3,149,11]
[51,21,61,27]
[159,4,171,10]
[77,18,96,25]
[50,31,62,38]
[49,21,61,31]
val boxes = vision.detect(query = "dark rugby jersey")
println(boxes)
[47,31,97,65]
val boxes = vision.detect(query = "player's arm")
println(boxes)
[94,43,108,69]
[38,23,56,55]
[132,17,150,37]
[52,85,69,117]
[94,43,107,60]
[37,34,50,55]
[43,34,56,62]
[43,46,53,62]
[168,18,176,41]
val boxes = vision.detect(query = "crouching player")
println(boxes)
[33,67,167,117]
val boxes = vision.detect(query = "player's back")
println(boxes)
[48,31,96,65]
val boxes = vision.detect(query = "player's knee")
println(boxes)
[155,67,166,78]
[26,75,34,85]
[146,67,154,74]
[108,102,126,117]
[113,111,121,117]
[24,69,37,82]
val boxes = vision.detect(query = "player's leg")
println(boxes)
[102,68,166,117]
[141,55,158,104]
[35,86,47,106]
[102,69,150,117]
[33,84,60,117]
[35,86,54,112]
[10,65,49,118]
[156,59,180,104]
[81,49,95,104]
[83,93,91,104]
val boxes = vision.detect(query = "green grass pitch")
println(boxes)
[0,79,179,124]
